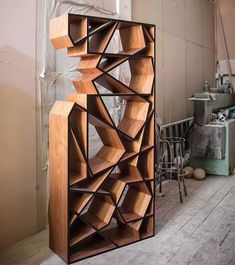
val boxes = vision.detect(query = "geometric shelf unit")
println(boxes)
[49,13,156,264]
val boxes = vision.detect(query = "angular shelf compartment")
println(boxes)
[98,55,128,72]
[88,17,113,35]
[139,216,154,239]
[70,218,96,247]
[118,182,152,223]
[70,234,115,263]
[117,96,150,139]
[88,22,117,54]
[49,14,87,50]
[120,127,145,161]
[138,148,154,181]
[105,21,146,55]
[71,193,93,215]
[107,56,154,94]
[142,25,155,57]
[102,224,139,247]
[101,177,126,203]
[141,111,154,152]
[81,195,115,230]
[69,128,87,186]
[88,122,125,176]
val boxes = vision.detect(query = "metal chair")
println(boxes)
[158,137,187,203]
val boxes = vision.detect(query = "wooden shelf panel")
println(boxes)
[101,177,126,203]
[119,183,152,222]
[118,208,142,223]
[82,196,115,229]
[69,108,87,157]
[140,216,154,239]
[70,171,87,186]
[107,57,154,94]
[138,149,154,180]
[98,55,128,72]
[117,118,144,139]
[70,234,115,263]
[50,14,88,50]
[88,124,125,174]
[87,96,114,127]
[71,193,93,215]
[69,213,77,226]
[95,74,135,94]
[119,151,138,162]
[72,72,101,94]
[70,218,95,247]
[88,17,113,35]
[141,112,154,149]
[102,226,139,247]
[89,156,114,175]
[67,38,88,57]
[69,15,87,44]
[112,164,143,184]
[117,99,149,139]
[82,212,107,230]
[73,170,111,192]
[119,24,146,55]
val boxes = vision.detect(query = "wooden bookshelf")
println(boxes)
[49,14,156,264]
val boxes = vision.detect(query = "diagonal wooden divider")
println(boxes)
[49,13,156,264]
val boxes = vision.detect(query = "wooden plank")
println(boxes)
[49,101,75,263]
[49,14,73,49]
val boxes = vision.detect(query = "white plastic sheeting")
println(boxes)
[39,0,130,169]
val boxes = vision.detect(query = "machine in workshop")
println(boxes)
[190,92,235,176]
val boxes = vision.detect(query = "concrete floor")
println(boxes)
[1,175,235,265]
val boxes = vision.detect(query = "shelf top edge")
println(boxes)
[67,13,156,28]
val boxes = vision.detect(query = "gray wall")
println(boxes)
[132,0,215,123]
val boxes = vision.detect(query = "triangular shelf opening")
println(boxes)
[89,123,103,159]
[87,96,115,127]
[88,22,117,54]
[70,217,96,247]
[98,55,128,72]
[108,60,131,87]
[118,182,151,223]
[94,74,135,95]
[100,95,124,127]
[105,21,146,56]
[88,17,113,35]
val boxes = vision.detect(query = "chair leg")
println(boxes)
[177,174,183,203]
[182,175,187,197]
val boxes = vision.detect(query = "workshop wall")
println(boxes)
[132,0,215,123]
